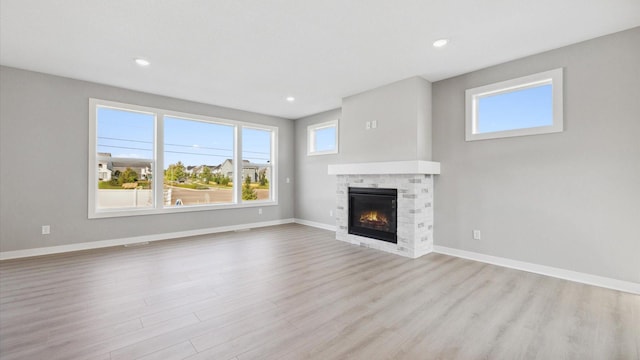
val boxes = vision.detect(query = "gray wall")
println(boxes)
[432,27,640,283]
[293,77,433,226]
[293,109,341,226]
[0,66,295,252]
[340,76,432,163]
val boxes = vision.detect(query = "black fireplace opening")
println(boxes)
[348,187,397,243]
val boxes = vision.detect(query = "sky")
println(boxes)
[314,126,336,152]
[97,108,271,169]
[477,84,552,133]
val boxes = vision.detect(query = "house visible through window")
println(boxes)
[308,119,338,155]
[95,107,155,210]
[241,127,273,201]
[164,116,235,206]
[465,68,563,141]
[89,99,277,218]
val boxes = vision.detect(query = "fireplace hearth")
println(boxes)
[348,187,397,243]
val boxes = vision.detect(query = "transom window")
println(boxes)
[465,68,563,141]
[89,99,277,218]
[307,119,338,155]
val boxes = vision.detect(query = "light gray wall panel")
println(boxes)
[416,78,432,160]
[432,27,640,283]
[293,109,341,224]
[0,66,295,252]
[339,76,432,163]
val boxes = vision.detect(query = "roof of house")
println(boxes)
[111,161,151,169]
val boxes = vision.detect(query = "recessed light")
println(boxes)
[286,96,295,102]
[134,58,150,66]
[433,39,449,48]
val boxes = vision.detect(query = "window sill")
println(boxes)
[307,150,338,156]
[89,200,278,219]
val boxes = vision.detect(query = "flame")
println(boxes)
[360,211,388,225]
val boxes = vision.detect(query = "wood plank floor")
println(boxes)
[1,224,638,360]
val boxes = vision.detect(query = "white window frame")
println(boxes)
[307,119,339,156]
[89,98,278,219]
[240,125,277,203]
[465,68,563,141]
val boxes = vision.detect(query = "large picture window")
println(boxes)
[89,99,277,218]
[164,117,235,207]
[465,68,563,141]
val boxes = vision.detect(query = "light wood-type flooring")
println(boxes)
[1,224,638,359]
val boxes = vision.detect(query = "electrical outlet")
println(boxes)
[366,121,371,130]
[286,177,290,183]
[258,208,263,215]
[372,120,377,129]
[42,225,50,235]
[329,210,333,217]
[473,230,481,240]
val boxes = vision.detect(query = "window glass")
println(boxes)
[96,107,154,210]
[242,127,272,201]
[308,120,338,155]
[97,107,154,158]
[477,84,552,133]
[314,126,337,152]
[164,117,234,206]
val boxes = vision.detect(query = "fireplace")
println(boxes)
[329,161,440,258]
[348,187,397,243]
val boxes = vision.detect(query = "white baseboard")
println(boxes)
[434,246,640,295]
[293,218,337,232]
[0,218,295,261]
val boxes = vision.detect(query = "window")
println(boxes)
[164,116,235,206]
[307,119,338,155]
[89,99,277,218]
[241,127,273,201]
[94,106,155,211]
[465,68,563,141]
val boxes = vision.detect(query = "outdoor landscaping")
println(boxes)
[97,163,270,209]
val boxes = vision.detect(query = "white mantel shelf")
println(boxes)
[328,160,440,175]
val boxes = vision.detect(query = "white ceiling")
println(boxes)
[1,1,639,119]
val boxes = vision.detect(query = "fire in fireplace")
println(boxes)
[348,187,397,243]
[359,210,389,228]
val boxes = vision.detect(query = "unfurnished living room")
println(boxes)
[1,1,639,359]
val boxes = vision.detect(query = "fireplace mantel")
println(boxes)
[328,160,440,176]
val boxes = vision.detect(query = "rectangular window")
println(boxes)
[308,119,338,155]
[241,127,273,202]
[95,106,155,211]
[164,116,235,207]
[89,99,278,218]
[465,68,563,141]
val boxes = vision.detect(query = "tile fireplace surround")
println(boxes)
[328,161,441,258]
